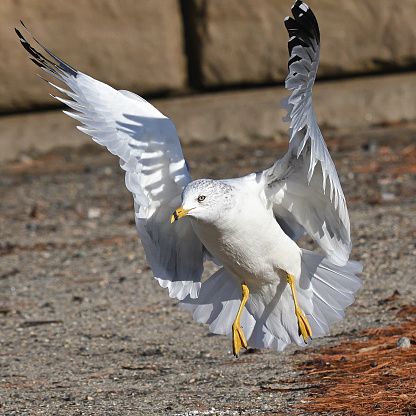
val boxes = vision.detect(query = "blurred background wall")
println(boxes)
[2,0,416,160]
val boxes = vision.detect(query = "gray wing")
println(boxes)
[263,1,351,266]
[16,24,211,300]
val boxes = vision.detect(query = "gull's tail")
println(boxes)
[180,252,362,352]
[297,250,362,342]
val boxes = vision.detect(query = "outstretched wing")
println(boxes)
[16,24,207,300]
[263,1,351,266]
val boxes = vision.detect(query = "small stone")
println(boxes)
[381,192,396,202]
[18,153,33,164]
[103,167,113,176]
[87,207,101,219]
[396,336,411,348]
[74,249,87,258]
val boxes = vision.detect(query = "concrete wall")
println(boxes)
[1,0,416,160]
[187,0,416,86]
[2,0,187,112]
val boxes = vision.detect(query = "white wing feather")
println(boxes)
[16,24,207,300]
[264,2,351,266]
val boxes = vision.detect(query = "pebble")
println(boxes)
[87,207,101,219]
[381,192,396,201]
[396,336,411,348]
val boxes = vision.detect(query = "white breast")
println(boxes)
[190,189,302,287]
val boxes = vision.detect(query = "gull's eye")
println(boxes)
[197,195,206,202]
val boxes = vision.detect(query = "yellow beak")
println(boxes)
[170,206,192,223]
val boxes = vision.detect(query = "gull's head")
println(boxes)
[171,179,234,224]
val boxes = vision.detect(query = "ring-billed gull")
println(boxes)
[16,0,362,356]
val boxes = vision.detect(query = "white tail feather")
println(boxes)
[180,251,362,351]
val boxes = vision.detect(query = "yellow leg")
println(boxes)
[232,283,249,357]
[287,274,312,343]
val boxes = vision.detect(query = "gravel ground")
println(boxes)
[0,123,415,415]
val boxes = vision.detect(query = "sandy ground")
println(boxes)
[0,123,415,415]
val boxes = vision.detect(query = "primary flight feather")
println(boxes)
[17,0,362,355]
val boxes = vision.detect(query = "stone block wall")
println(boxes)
[1,0,187,112]
[187,0,416,87]
[2,0,416,113]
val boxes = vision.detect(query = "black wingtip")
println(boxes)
[15,28,25,44]
[286,0,320,55]
[29,56,46,70]
[16,21,78,78]
[284,1,320,69]
[292,0,307,10]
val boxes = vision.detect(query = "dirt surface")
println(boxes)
[0,123,415,415]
